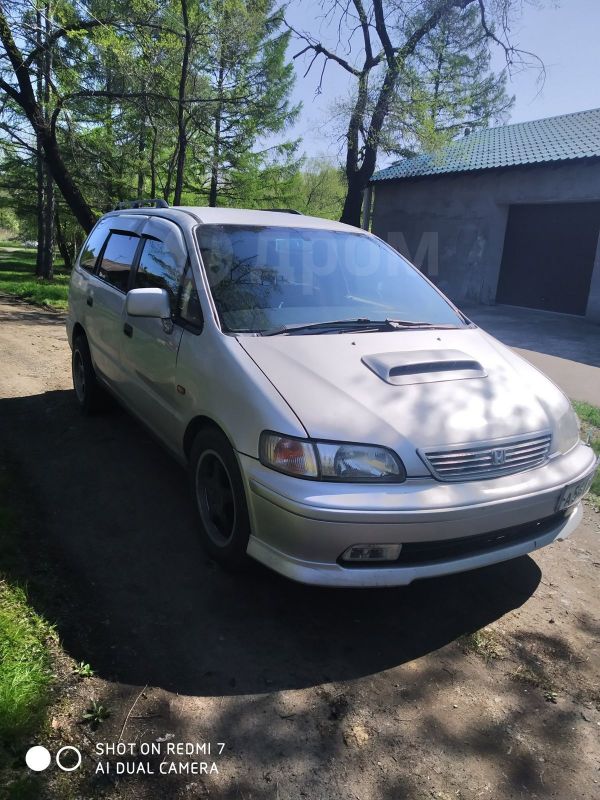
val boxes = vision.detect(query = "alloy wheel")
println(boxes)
[195,450,237,547]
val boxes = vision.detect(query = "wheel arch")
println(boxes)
[72,322,87,343]
[183,415,230,461]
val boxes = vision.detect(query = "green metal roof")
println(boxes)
[371,108,600,182]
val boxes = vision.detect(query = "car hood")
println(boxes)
[238,327,570,476]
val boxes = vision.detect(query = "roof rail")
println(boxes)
[114,198,170,210]
[265,208,302,214]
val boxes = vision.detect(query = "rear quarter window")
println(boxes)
[97,232,140,292]
[78,220,111,272]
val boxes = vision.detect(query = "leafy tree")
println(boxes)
[382,4,514,156]
[187,0,300,207]
[0,0,301,272]
[294,157,346,220]
[290,0,542,227]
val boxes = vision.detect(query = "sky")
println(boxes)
[280,0,600,164]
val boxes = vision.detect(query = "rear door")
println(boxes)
[69,217,112,345]
[83,215,147,389]
[86,228,143,388]
[119,217,198,445]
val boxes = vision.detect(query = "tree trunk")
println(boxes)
[0,6,96,233]
[38,125,96,233]
[163,143,178,202]
[340,70,370,227]
[136,116,146,199]
[149,125,158,198]
[40,165,55,279]
[340,174,366,227]
[209,59,225,207]
[35,145,45,275]
[173,0,191,205]
[337,0,469,228]
[39,2,54,280]
[35,10,45,276]
[55,206,72,271]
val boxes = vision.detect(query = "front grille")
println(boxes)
[397,512,565,565]
[420,432,552,482]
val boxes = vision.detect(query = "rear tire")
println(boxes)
[72,334,106,414]
[189,428,251,569]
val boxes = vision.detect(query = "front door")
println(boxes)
[119,217,189,444]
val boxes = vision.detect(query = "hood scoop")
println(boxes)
[362,349,487,386]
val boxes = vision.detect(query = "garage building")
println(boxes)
[369,108,600,322]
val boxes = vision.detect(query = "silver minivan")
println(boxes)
[66,203,597,587]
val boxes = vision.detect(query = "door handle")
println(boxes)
[86,296,93,307]
[123,323,133,338]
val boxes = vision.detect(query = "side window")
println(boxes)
[179,265,203,329]
[97,232,139,292]
[134,238,185,314]
[78,221,110,272]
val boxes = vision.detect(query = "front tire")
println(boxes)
[72,334,106,414]
[189,428,251,569]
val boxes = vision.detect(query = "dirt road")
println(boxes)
[1,294,599,800]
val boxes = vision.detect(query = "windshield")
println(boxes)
[196,224,465,333]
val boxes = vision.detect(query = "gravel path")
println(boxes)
[0,294,598,800]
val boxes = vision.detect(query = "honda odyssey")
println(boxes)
[66,203,597,586]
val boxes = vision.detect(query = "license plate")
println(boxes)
[556,469,596,512]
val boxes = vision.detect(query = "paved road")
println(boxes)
[465,304,600,405]
[0,295,599,800]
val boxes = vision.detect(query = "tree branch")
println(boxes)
[287,24,361,77]
[24,20,106,67]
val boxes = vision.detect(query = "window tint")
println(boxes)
[98,232,139,292]
[134,238,186,313]
[79,220,110,272]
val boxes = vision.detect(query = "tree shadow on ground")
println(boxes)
[0,293,66,323]
[0,389,542,697]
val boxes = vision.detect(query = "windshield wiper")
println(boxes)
[385,319,460,329]
[262,318,390,336]
[262,318,460,336]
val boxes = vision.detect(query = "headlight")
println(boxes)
[259,432,406,482]
[554,404,580,454]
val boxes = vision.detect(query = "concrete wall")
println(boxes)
[370,160,600,321]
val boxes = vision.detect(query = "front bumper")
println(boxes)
[240,442,597,587]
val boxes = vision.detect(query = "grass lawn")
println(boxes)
[0,469,57,798]
[0,243,68,310]
[573,401,600,508]
[0,475,55,754]
[0,581,53,744]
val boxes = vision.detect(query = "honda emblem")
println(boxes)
[491,448,506,466]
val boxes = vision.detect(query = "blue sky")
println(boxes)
[280,0,600,163]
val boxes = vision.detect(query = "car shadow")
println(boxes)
[0,389,542,697]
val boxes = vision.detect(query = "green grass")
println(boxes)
[0,582,54,743]
[574,401,600,431]
[0,497,54,749]
[0,243,68,310]
[0,473,55,798]
[0,467,65,798]
[573,401,600,507]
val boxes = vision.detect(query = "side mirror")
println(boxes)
[126,288,171,319]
